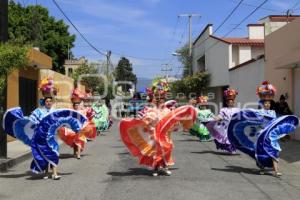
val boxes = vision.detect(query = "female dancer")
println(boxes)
[59,88,96,159]
[227,81,299,177]
[207,89,240,153]
[189,96,214,142]
[3,78,86,180]
[120,79,196,177]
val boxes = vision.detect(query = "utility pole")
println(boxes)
[178,14,201,76]
[161,64,172,82]
[106,50,112,78]
[0,0,8,158]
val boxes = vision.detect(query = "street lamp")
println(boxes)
[172,52,192,76]
[172,52,181,56]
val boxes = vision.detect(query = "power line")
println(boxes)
[205,0,269,52]
[214,0,244,33]
[224,0,283,13]
[52,0,107,57]
[291,0,300,11]
[161,16,181,61]
[193,0,244,49]
[53,0,167,62]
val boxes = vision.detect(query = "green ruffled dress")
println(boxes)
[92,103,110,132]
[189,108,214,141]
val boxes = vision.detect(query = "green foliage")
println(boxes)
[176,44,193,78]
[8,1,75,73]
[170,72,210,97]
[114,57,137,92]
[72,64,114,100]
[0,43,29,106]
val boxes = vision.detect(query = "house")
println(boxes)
[192,23,264,107]
[192,15,300,110]
[265,16,300,140]
[64,56,87,77]
[229,15,300,108]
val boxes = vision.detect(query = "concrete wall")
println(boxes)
[231,46,239,68]
[251,46,264,58]
[294,68,300,140]
[205,37,231,87]
[265,17,300,106]
[192,26,212,73]
[238,46,252,64]
[264,21,290,36]
[229,58,265,109]
[265,17,300,140]
[248,26,264,39]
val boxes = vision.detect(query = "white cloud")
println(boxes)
[59,0,174,39]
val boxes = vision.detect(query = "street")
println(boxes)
[0,122,300,200]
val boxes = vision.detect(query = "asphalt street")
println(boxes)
[1,122,300,200]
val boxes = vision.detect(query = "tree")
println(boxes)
[72,63,114,100]
[176,44,193,78]
[72,63,103,93]
[114,57,137,92]
[8,1,75,73]
[170,72,210,98]
[0,43,29,106]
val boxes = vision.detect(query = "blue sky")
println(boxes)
[15,0,300,78]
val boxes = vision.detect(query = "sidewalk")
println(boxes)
[0,139,64,172]
[0,140,31,172]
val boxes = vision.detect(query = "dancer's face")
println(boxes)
[227,99,235,107]
[263,100,271,110]
[73,103,80,110]
[45,98,53,109]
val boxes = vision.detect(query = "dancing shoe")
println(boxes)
[52,175,62,180]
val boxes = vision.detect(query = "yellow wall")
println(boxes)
[27,48,52,70]
[7,70,19,109]
[39,69,75,109]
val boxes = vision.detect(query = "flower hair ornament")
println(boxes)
[256,81,276,100]
[39,77,58,97]
[198,96,209,104]
[146,78,170,100]
[224,89,238,100]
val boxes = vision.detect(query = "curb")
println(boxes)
[0,150,32,172]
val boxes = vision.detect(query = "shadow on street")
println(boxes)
[191,151,241,156]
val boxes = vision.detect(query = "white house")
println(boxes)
[193,15,300,109]
[192,24,264,106]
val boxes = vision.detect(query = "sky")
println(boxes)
[15,0,300,79]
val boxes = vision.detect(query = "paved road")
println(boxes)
[1,122,300,200]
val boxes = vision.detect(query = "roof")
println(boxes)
[193,24,213,45]
[247,24,264,27]
[229,54,265,71]
[260,15,300,22]
[210,35,264,46]
[64,58,87,65]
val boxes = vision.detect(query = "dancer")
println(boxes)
[58,88,97,159]
[120,79,196,177]
[189,96,214,142]
[92,99,110,133]
[228,81,299,177]
[2,78,86,180]
[207,89,240,153]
